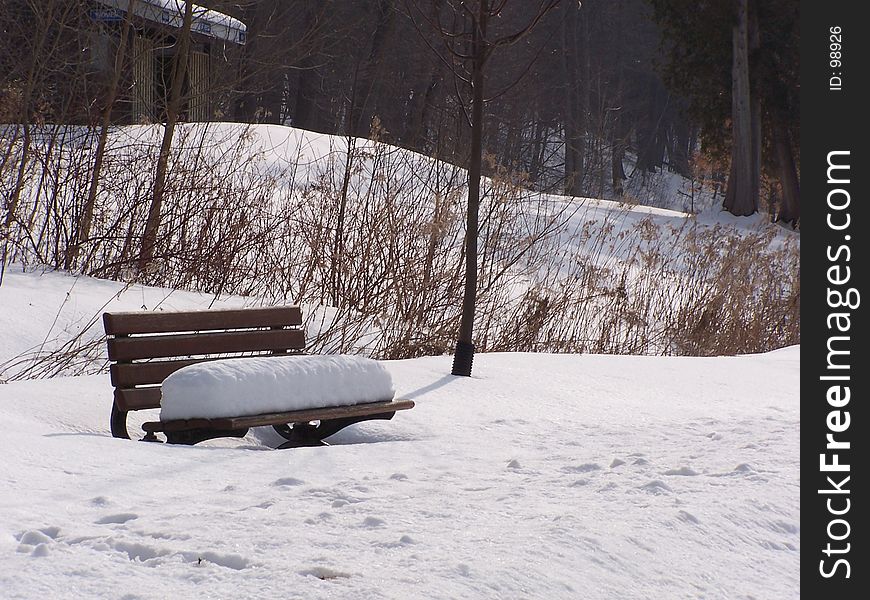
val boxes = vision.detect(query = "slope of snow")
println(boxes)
[0,267,380,381]
[161,355,395,420]
[0,271,799,599]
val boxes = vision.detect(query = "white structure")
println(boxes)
[93,0,246,45]
[87,0,247,122]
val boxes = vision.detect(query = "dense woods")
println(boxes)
[219,0,706,199]
[1,0,800,218]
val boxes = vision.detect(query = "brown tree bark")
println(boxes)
[452,0,488,377]
[349,0,396,138]
[561,3,584,197]
[66,1,137,271]
[773,119,800,226]
[138,1,194,275]
[723,0,758,216]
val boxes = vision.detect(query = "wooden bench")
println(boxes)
[103,306,413,448]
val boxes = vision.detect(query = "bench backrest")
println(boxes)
[104,307,304,420]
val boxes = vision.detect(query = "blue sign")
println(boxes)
[89,8,124,22]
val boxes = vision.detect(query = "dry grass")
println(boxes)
[0,124,799,380]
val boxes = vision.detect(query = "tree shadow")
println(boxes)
[400,374,458,400]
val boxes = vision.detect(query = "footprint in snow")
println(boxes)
[15,529,59,557]
[663,467,699,476]
[677,510,701,525]
[110,539,169,563]
[768,520,799,535]
[299,566,351,580]
[361,516,386,528]
[506,459,522,469]
[373,534,417,548]
[16,528,58,544]
[709,463,760,478]
[561,463,601,474]
[304,512,335,525]
[182,550,252,570]
[273,477,305,487]
[610,458,626,468]
[96,513,139,525]
[389,473,408,481]
[638,480,672,495]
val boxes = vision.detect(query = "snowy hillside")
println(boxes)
[2,122,799,370]
[0,270,799,599]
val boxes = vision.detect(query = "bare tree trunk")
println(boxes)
[138,1,193,274]
[773,119,800,226]
[723,0,757,216]
[748,0,762,210]
[66,1,137,271]
[331,134,356,306]
[561,3,584,196]
[402,65,440,151]
[452,2,488,377]
[3,1,59,232]
[349,0,396,137]
[669,118,692,178]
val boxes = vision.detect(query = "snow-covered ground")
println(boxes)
[0,269,799,599]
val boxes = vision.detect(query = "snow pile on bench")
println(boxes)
[160,355,395,421]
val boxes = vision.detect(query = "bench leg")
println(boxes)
[272,412,397,449]
[110,401,130,439]
[274,422,331,449]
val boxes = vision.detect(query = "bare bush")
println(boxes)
[0,123,799,380]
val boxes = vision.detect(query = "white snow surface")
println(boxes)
[160,355,395,420]
[0,270,800,599]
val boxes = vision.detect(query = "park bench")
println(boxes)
[103,306,413,448]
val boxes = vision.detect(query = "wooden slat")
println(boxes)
[103,306,302,335]
[111,359,202,387]
[214,399,415,430]
[115,387,162,412]
[143,399,415,433]
[110,352,304,387]
[107,329,305,361]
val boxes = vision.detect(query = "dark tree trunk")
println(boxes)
[66,1,136,271]
[349,0,396,138]
[723,0,757,216]
[611,114,626,196]
[138,1,193,274]
[528,119,547,184]
[561,3,584,196]
[402,66,441,151]
[773,119,800,226]
[233,0,285,123]
[452,2,488,377]
[290,3,330,132]
[669,118,692,178]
